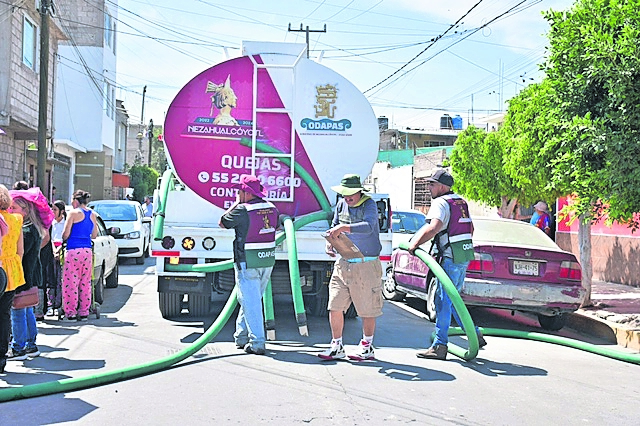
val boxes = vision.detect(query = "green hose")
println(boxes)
[398,242,479,361]
[239,138,333,216]
[399,243,640,365]
[447,327,640,365]
[263,280,276,340]
[0,284,238,403]
[164,211,331,274]
[283,216,308,336]
[153,169,175,241]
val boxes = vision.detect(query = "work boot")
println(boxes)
[243,344,265,355]
[416,344,448,360]
[477,332,487,348]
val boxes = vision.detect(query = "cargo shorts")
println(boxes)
[327,258,383,318]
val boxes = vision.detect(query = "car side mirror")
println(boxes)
[107,227,121,236]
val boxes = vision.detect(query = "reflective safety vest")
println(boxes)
[244,200,278,268]
[434,193,475,263]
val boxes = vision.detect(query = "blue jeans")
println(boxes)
[433,257,479,347]
[234,262,273,350]
[11,306,38,351]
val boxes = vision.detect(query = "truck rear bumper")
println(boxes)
[158,275,210,296]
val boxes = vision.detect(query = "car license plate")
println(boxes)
[513,260,539,276]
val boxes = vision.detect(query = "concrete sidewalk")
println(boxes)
[569,280,640,352]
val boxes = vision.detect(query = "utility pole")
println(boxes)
[140,85,147,125]
[37,0,53,190]
[147,119,153,166]
[287,23,326,58]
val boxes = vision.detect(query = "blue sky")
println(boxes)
[114,0,575,130]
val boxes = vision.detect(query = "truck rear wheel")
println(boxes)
[305,289,329,317]
[159,292,183,318]
[188,294,211,317]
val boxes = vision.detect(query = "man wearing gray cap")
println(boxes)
[408,169,485,360]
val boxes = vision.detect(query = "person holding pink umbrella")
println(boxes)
[7,187,53,360]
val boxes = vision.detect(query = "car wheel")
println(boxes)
[105,262,119,288]
[382,266,406,301]
[136,253,145,265]
[537,313,567,331]
[159,292,183,319]
[188,294,211,316]
[425,274,438,323]
[144,240,150,258]
[93,266,105,305]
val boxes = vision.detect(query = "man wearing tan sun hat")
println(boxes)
[318,174,383,362]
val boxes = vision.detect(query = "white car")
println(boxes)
[92,214,120,305]
[391,209,428,249]
[88,200,151,264]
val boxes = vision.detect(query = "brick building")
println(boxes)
[0,1,65,195]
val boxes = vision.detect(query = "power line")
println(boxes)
[364,0,486,94]
[366,0,533,98]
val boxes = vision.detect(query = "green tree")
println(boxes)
[500,80,566,207]
[449,126,521,217]
[541,0,640,303]
[129,164,159,202]
[150,126,168,173]
[544,0,640,224]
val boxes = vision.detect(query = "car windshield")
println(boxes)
[392,212,427,234]
[473,219,559,249]
[92,204,138,221]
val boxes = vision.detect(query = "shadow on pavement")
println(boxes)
[268,345,457,382]
[1,392,97,425]
[455,356,548,377]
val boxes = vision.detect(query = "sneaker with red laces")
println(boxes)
[348,340,375,361]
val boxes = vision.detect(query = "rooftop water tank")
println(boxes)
[452,115,463,130]
[440,114,452,129]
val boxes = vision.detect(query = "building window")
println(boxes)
[22,15,38,70]
[104,12,115,53]
[103,81,115,119]
[426,140,447,148]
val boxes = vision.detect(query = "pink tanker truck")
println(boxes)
[151,42,393,319]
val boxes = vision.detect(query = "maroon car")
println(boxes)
[383,217,585,330]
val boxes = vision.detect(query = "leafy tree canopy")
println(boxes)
[129,164,159,203]
[543,0,640,224]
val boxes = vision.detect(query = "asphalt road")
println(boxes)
[1,258,639,425]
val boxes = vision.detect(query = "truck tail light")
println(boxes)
[560,261,581,280]
[468,253,494,273]
[164,257,197,266]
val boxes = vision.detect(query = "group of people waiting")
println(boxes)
[0,184,98,374]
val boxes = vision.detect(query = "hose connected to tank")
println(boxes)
[5,144,639,405]
[399,242,478,361]
[399,242,640,365]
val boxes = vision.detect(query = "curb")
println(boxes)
[569,311,640,352]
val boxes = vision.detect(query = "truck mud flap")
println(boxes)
[158,275,210,296]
